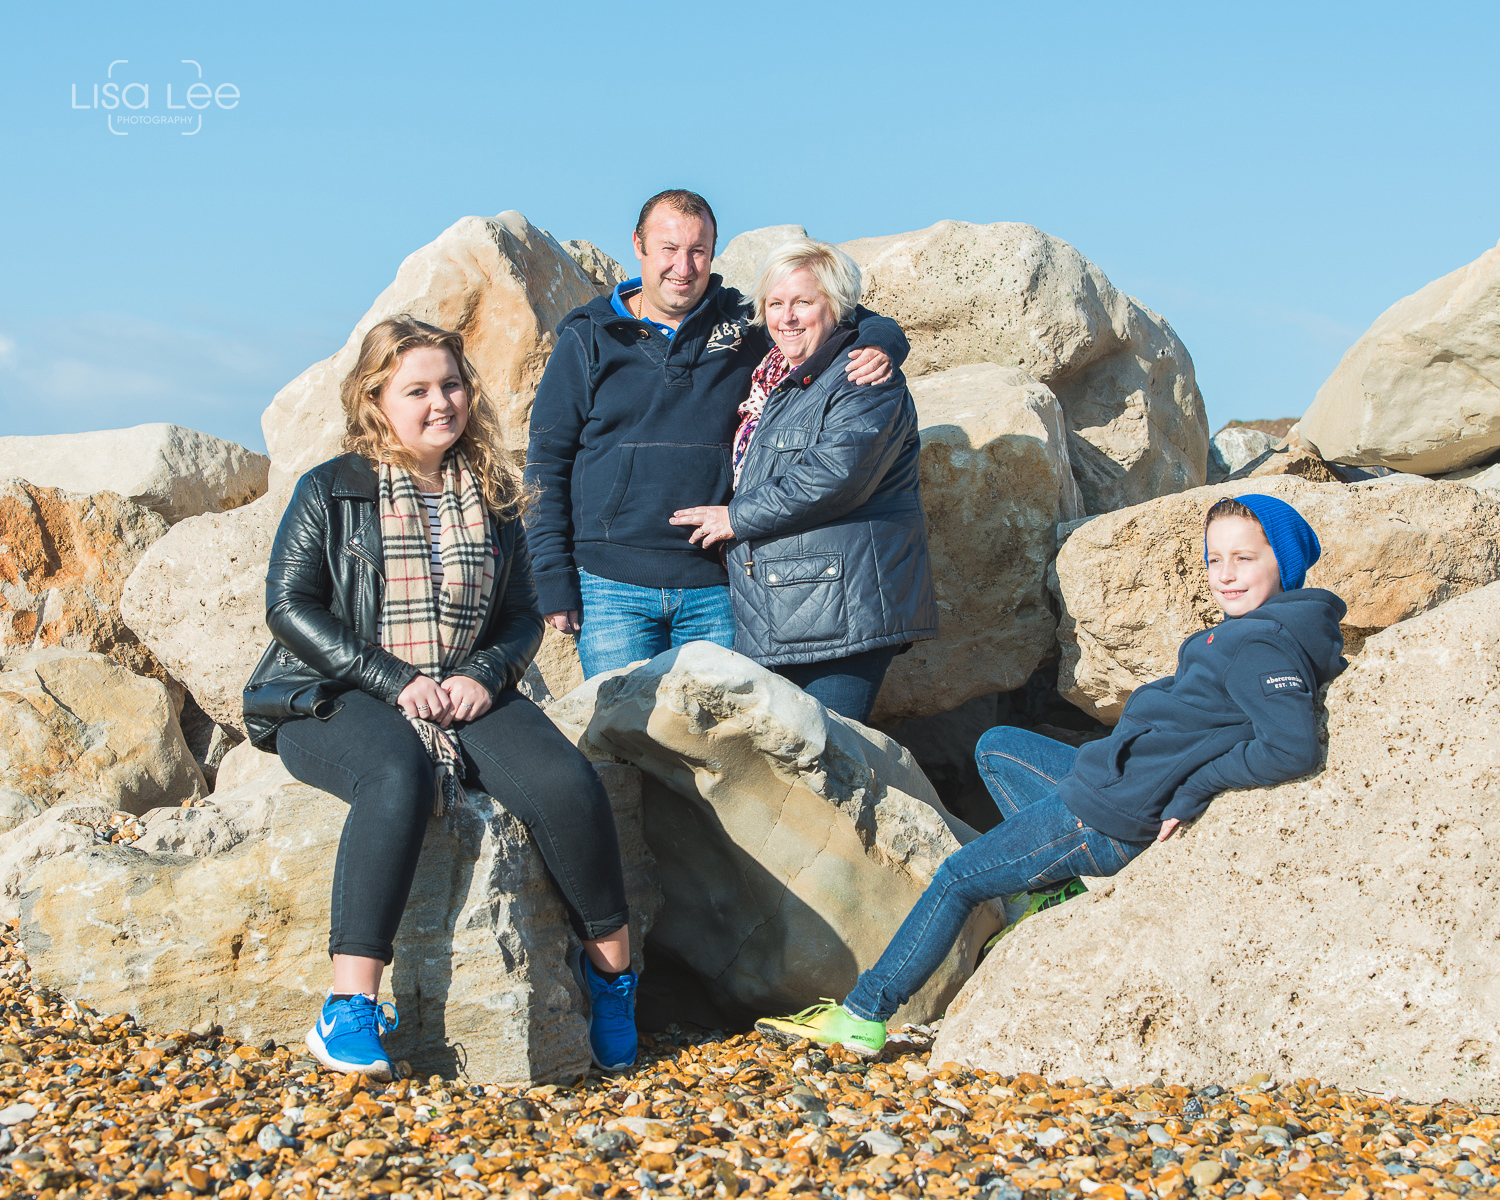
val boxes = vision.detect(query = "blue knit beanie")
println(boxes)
[1206,494,1322,590]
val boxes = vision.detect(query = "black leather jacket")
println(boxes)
[242,453,544,748]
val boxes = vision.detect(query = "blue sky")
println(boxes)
[2,1,1497,454]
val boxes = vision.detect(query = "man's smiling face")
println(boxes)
[633,205,715,322]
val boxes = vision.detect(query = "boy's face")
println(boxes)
[1206,515,1283,616]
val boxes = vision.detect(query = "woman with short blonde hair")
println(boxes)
[673,239,937,723]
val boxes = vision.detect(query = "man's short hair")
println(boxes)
[749,238,864,326]
[635,189,718,250]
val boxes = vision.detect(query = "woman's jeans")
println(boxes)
[276,687,630,963]
[843,727,1150,1022]
[774,644,898,725]
[576,569,735,678]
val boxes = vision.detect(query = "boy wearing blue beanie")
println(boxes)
[757,494,1347,1056]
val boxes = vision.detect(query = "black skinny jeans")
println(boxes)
[276,687,629,963]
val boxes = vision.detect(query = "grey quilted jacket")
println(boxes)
[725,336,938,667]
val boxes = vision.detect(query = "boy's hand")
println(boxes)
[1157,818,1181,843]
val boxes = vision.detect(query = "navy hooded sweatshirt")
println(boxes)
[522,276,909,615]
[1057,588,1348,844]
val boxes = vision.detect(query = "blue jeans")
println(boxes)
[774,645,898,725]
[576,569,735,678]
[842,726,1151,1022]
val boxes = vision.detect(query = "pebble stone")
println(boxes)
[0,922,1498,1200]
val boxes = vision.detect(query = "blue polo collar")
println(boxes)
[610,278,677,340]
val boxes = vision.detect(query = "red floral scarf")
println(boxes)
[732,347,792,486]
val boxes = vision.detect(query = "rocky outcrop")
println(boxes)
[0,481,172,688]
[560,239,630,294]
[872,364,1082,723]
[19,762,659,1086]
[261,211,599,488]
[933,582,1500,1108]
[0,424,268,524]
[1050,475,1500,723]
[840,220,1208,514]
[1207,426,1278,482]
[0,649,204,817]
[120,486,286,735]
[1299,239,1500,475]
[0,804,117,916]
[547,642,1002,1029]
[712,225,808,296]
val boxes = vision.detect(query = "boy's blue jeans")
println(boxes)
[576,569,735,678]
[843,726,1152,1022]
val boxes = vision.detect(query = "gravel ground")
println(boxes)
[1,924,1496,1200]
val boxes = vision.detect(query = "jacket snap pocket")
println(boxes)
[761,554,845,644]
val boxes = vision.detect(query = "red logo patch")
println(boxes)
[1207,633,1215,644]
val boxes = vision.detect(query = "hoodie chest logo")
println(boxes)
[704,319,745,355]
[1262,671,1309,696]
[1206,633,1214,644]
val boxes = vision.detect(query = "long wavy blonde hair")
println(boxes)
[340,314,528,518]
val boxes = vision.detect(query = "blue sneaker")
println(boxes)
[569,948,638,1072]
[304,994,399,1080]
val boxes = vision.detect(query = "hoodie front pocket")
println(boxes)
[762,553,845,643]
[597,442,733,548]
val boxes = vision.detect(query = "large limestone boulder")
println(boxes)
[1051,475,1500,723]
[547,642,1002,1029]
[0,481,172,689]
[1440,459,1500,494]
[0,804,117,915]
[0,649,204,817]
[840,220,1208,514]
[20,762,659,1085]
[1300,239,1500,475]
[262,212,598,488]
[120,487,287,735]
[0,424,268,524]
[933,582,1500,1108]
[871,364,1082,723]
[712,225,808,295]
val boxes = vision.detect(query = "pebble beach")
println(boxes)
[2,927,1496,1200]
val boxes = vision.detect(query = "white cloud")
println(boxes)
[0,313,337,451]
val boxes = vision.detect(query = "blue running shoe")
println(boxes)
[569,948,638,1072]
[304,994,399,1081]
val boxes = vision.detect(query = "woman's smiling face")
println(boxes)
[763,267,839,367]
[1205,514,1283,616]
[379,346,469,477]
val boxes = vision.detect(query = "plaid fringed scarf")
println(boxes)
[732,346,792,486]
[378,449,495,817]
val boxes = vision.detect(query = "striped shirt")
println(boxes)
[378,494,443,644]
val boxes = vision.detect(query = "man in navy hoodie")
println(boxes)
[755,493,1348,1057]
[523,189,910,677]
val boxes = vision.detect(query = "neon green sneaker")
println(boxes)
[984,877,1091,953]
[755,999,886,1060]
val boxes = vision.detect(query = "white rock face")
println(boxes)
[1207,426,1279,481]
[547,643,1001,1029]
[1439,460,1500,493]
[120,487,287,735]
[873,364,1082,723]
[0,804,117,920]
[0,424,269,524]
[1051,475,1500,723]
[0,649,204,816]
[261,211,599,488]
[1300,239,1500,475]
[20,763,659,1085]
[712,225,809,296]
[840,220,1208,514]
[934,582,1500,1108]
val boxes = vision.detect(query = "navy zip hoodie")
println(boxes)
[1057,588,1348,844]
[522,275,910,615]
